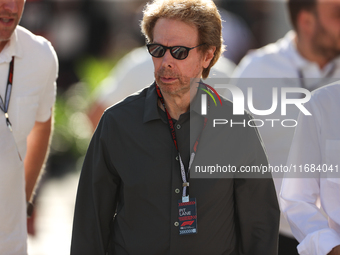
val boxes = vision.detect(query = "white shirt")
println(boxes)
[280,82,340,255]
[229,31,340,236]
[232,31,340,80]
[0,26,58,255]
[95,46,235,109]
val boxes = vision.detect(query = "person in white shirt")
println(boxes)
[280,82,340,255]
[0,0,58,254]
[88,46,235,130]
[229,0,340,253]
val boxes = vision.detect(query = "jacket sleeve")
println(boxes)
[234,114,280,255]
[71,113,121,255]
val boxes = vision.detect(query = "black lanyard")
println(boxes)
[155,83,208,201]
[0,56,14,131]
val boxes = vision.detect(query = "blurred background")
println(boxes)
[20,0,292,254]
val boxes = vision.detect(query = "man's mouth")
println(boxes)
[0,18,15,26]
[160,77,177,83]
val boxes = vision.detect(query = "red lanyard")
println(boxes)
[0,56,14,131]
[155,83,208,201]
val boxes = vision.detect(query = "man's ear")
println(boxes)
[202,46,216,69]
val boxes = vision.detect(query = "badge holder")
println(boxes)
[178,182,197,235]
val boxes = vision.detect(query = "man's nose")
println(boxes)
[1,0,19,13]
[161,49,174,68]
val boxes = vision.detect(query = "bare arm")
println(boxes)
[329,246,340,255]
[24,115,52,202]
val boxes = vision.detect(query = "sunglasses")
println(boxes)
[146,43,205,60]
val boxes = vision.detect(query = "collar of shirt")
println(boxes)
[0,28,23,64]
[284,30,340,78]
[190,81,205,116]
[143,82,163,123]
[143,81,205,124]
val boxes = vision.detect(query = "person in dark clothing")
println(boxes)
[71,0,280,254]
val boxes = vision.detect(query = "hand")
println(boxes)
[328,245,340,255]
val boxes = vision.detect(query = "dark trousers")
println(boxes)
[278,234,299,255]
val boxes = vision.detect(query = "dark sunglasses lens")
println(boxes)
[148,45,165,58]
[171,46,188,60]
